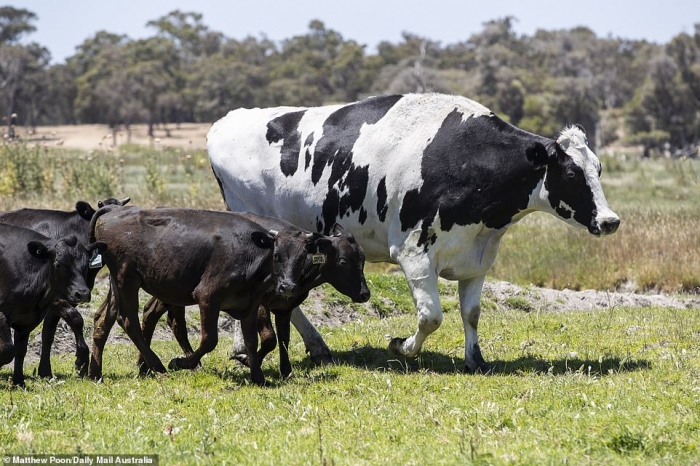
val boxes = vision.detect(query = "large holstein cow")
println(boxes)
[208,93,620,373]
[0,224,105,386]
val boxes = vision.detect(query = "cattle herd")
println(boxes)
[0,93,620,387]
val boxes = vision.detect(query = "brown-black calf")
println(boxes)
[0,197,129,377]
[88,206,331,385]
[137,214,370,379]
[0,224,105,386]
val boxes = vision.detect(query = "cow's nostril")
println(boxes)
[602,218,620,234]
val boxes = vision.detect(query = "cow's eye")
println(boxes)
[566,170,576,179]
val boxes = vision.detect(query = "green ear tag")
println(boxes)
[312,254,326,264]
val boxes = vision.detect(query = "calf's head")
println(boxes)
[538,125,620,236]
[28,235,107,306]
[272,224,370,303]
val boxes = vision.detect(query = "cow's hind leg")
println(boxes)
[168,300,219,372]
[458,276,490,373]
[388,258,443,358]
[115,279,167,375]
[89,286,118,380]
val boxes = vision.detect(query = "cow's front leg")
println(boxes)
[42,301,89,377]
[290,307,333,364]
[12,329,30,387]
[0,313,15,369]
[239,309,265,386]
[388,257,442,358]
[459,276,490,373]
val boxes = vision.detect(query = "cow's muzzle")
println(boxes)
[590,216,620,236]
[70,288,92,305]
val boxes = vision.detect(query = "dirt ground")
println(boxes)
[13,123,211,152]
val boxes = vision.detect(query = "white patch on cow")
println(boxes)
[558,200,575,216]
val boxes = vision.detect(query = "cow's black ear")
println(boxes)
[525,142,549,168]
[28,241,50,259]
[120,196,131,206]
[251,231,275,249]
[76,201,96,220]
[315,237,332,253]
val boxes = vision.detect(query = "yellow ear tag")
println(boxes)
[312,254,326,264]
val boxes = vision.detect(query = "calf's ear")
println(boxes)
[89,241,108,253]
[27,241,50,260]
[251,231,275,250]
[315,237,333,254]
[331,223,346,236]
[76,201,96,220]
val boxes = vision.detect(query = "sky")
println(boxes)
[14,0,700,64]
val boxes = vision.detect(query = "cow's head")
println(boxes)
[28,236,107,306]
[271,224,370,303]
[76,197,131,221]
[538,126,620,236]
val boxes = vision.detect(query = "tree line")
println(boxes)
[1,7,699,155]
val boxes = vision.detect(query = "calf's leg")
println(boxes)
[40,301,89,378]
[458,276,490,373]
[89,286,118,380]
[0,313,15,368]
[273,310,293,379]
[12,329,30,387]
[168,301,219,372]
[38,308,60,378]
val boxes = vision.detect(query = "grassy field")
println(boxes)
[1,140,699,464]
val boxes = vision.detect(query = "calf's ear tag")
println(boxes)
[89,250,103,269]
[312,253,326,264]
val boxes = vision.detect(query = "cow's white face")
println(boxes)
[542,126,620,236]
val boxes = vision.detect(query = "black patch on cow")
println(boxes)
[312,94,403,234]
[377,177,389,222]
[304,132,314,170]
[399,112,550,250]
[266,110,307,177]
[358,207,367,225]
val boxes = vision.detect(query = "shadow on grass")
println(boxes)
[327,344,652,377]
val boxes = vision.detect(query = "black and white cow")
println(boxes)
[207,93,620,373]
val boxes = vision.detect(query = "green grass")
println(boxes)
[1,294,699,465]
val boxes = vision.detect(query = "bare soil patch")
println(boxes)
[14,123,210,152]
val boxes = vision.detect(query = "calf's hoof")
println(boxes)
[465,345,492,374]
[37,365,52,379]
[75,354,89,377]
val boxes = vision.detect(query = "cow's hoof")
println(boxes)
[168,358,185,371]
[76,361,88,378]
[230,352,250,367]
[465,344,492,374]
[388,337,407,356]
[465,362,492,375]
[309,350,333,365]
[37,366,52,379]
